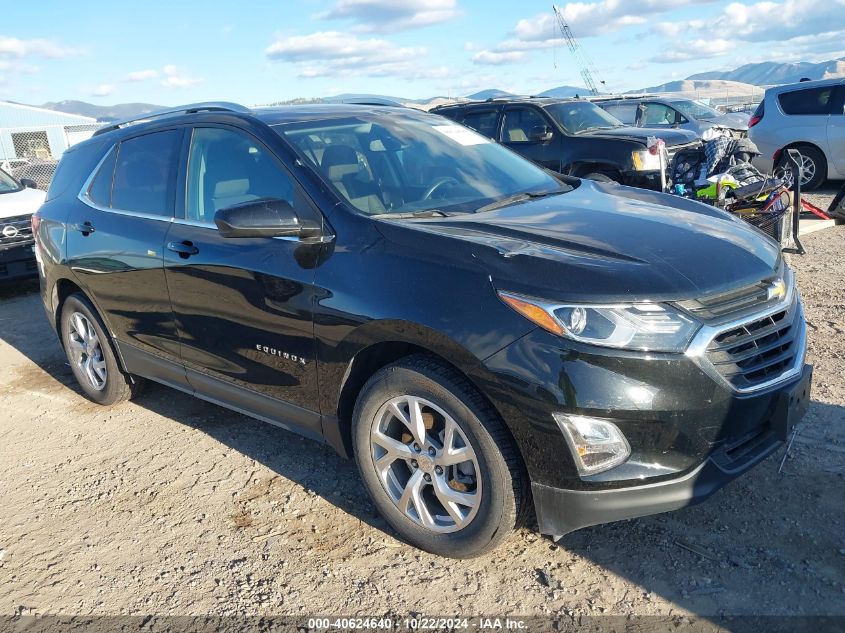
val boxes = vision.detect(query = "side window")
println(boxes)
[87,146,117,207]
[501,108,549,143]
[601,103,637,125]
[460,110,499,138]
[111,130,181,215]
[186,127,294,224]
[778,87,836,116]
[641,103,676,126]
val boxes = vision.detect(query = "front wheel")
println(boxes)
[352,355,528,558]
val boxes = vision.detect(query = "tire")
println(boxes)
[582,171,618,184]
[59,293,144,406]
[777,145,826,191]
[352,355,528,558]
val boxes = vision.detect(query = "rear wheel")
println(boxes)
[352,355,527,558]
[60,293,144,405]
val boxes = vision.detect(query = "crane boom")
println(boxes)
[553,5,606,95]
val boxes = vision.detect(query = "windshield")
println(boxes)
[0,167,21,194]
[670,99,722,121]
[544,101,624,134]
[275,112,569,216]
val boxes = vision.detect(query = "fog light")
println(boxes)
[553,414,631,476]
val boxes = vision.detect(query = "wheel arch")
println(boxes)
[326,323,526,478]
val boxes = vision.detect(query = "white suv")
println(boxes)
[748,78,845,190]
[0,167,45,281]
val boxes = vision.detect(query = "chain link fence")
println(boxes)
[0,123,105,190]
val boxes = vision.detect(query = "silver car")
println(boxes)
[748,78,845,190]
[594,96,749,138]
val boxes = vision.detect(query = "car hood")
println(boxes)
[704,113,749,131]
[587,126,699,147]
[376,180,780,304]
[0,186,46,220]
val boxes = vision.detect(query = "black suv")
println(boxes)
[35,102,811,558]
[433,98,700,190]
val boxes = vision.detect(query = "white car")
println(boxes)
[748,77,845,190]
[0,167,46,282]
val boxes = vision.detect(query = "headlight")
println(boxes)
[631,148,663,171]
[498,291,699,352]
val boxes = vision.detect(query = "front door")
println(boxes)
[499,106,561,171]
[163,125,324,435]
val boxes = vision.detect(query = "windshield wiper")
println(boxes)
[371,209,451,219]
[475,190,559,213]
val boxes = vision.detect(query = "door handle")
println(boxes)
[73,221,96,235]
[167,240,199,258]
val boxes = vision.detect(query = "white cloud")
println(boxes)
[512,1,716,44]
[0,35,78,59]
[126,69,158,82]
[317,0,459,33]
[654,38,735,63]
[91,83,114,97]
[266,30,437,79]
[161,65,204,88]
[472,50,528,66]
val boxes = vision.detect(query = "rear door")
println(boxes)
[162,125,325,436]
[67,127,187,386]
[499,106,561,171]
[827,84,845,176]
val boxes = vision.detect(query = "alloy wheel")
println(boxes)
[370,395,482,533]
[67,312,107,391]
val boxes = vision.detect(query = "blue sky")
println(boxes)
[1,0,843,105]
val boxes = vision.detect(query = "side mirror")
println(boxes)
[20,178,37,189]
[214,198,321,239]
[530,125,554,143]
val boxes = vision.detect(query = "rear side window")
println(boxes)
[459,110,499,138]
[778,87,836,115]
[601,103,637,125]
[111,130,181,215]
[87,147,117,207]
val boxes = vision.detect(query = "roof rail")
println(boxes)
[93,101,250,136]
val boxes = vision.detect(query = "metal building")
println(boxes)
[0,101,99,167]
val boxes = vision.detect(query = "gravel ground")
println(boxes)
[0,222,843,621]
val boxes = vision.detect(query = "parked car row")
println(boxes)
[432,97,700,190]
[31,101,811,557]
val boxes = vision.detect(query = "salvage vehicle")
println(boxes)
[34,102,811,558]
[748,77,845,190]
[433,97,699,190]
[593,95,749,138]
[0,166,45,282]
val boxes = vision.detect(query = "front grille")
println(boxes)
[677,277,779,320]
[0,214,34,246]
[705,300,802,391]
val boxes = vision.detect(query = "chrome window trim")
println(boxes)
[684,273,806,395]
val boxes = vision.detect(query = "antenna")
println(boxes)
[552,5,607,96]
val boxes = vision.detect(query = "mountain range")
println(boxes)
[31,56,845,119]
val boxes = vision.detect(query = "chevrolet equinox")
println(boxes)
[34,102,812,558]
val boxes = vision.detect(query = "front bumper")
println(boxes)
[0,241,37,281]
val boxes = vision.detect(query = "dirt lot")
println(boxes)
[1,223,843,622]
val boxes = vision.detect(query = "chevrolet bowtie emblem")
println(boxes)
[766,279,786,301]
